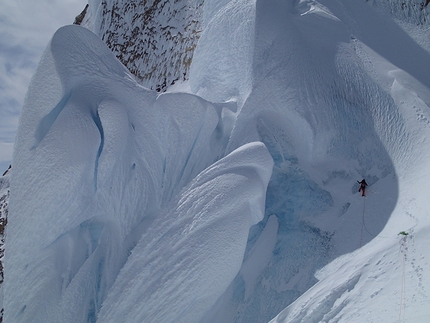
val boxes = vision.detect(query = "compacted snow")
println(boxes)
[3,0,430,322]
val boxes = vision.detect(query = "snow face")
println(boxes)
[4,0,430,322]
[195,0,429,321]
[188,0,256,106]
[262,1,430,322]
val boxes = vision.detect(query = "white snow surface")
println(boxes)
[4,0,430,322]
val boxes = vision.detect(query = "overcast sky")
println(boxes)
[0,0,88,172]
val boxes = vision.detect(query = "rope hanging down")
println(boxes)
[359,195,390,246]
[360,197,365,247]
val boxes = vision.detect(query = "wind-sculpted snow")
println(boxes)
[262,1,430,322]
[4,25,272,323]
[188,0,256,106]
[200,0,399,321]
[97,142,273,323]
[5,0,430,322]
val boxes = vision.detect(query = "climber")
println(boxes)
[357,179,367,197]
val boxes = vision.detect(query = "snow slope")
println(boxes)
[4,0,430,322]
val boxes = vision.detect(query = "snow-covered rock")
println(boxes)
[81,0,203,92]
[0,166,9,320]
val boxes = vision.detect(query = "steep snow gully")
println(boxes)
[4,0,430,322]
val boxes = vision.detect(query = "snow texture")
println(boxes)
[4,0,430,322]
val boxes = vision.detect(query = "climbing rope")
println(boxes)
[357,185,410,320]
[360,197,365,247]
[361,196,377,238]
[359,195,390,244]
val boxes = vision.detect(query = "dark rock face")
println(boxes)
[0,167,10,323]
[96,0,203,91]
[74,4,89,25]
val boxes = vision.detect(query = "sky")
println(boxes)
[0,0,88,173]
